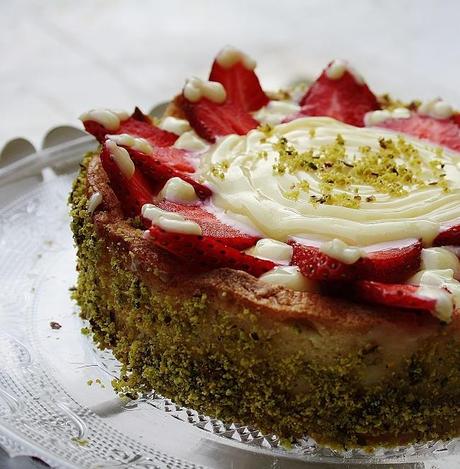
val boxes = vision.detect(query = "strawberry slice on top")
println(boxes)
[148,226,274,277]
[352,280,450,321]
[372,113,460,153]
[100,141,154,217]
[296,59,380,127]
[209,46,269,112]
[290,239,422,283]
[128,147,211,199]
[178,77,258,143]
[82,107,178,147]
[155,200,259,250]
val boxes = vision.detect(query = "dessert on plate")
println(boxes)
[70,46,460,449]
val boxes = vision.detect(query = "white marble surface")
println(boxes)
[1,0,460,150]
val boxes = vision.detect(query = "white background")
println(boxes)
[1,0,460,149]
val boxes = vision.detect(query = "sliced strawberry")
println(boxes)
[100,144,153,217]
[357,241,422,282]
[128,148,211,199]
[83,108,178,147]
[148,226,274,277]
[296,62,379,127]
[375,113,460,152]
[156,200,259,250]
[178,95,258,143]
[433,224,460,246]
[290,240,421,282]
[352,280,438,313]
[291,243,350,280]
[209,59,268,112]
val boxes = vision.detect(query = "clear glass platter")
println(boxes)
[0,136,459,469]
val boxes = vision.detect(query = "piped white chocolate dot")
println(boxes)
[184,77,226,104]
[106,140,135,179]
[159,116,191,135]
[87,192,103,214]
[157,217,202,235]
[319,239,363,264]
[159,177,199,203]
[260,266,317,292]
[364,107,411,127]
[107,133,153,155]
[325,59,347,80]
[249,238,293,263]
[216,46,256,70]
[419,99,454,120]
[142,204,184,224]
[79,108,129,131]
[325,59,364,84]
[173,131,209,152]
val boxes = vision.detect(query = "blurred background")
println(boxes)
[1,0,459,149]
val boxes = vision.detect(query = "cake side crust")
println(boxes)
[69,152,460,448]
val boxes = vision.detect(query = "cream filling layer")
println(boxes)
[199,117,460,246]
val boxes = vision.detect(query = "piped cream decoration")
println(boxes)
[249,238,293,263]
[216,46,256,70]
[159,116,191,135]
[79,108,129,131]
[184,77,226,103]
[364,108,411,126]
[157,217,202,235]
[260,266,317,292]
[87,192,103,214]
[419,99,454,120]
[325,59,364,84]
[409,268,460,322]
[142,204,184,223]
[106,140,135,179]
[142,204,202,235]
[254,100,301,125]
[319,238,363,264]
[174,131,209,152]
[107,134,153,155]
[421,247,460,278]
[199,116,460,246]
[159,177,199,203]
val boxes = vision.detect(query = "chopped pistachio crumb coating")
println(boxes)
[269,133,449,208]
[69,153,460,449]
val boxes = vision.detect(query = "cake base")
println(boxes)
[69,152,460,449]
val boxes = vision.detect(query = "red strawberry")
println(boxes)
[83,108,178,147]
[352,280,439,314]
[179,95,258,143]
[375,113,460,152]
[100,144,153,217]
[290,240,421,282]
[128,148,211,199]
[209,58,268,112]
[148,226,274,277]
[433,224,460,246]
[156,200,259,250]
[296,61,379,127]
[357,241,422,282]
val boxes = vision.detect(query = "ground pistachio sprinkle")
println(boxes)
[270,133,449,208]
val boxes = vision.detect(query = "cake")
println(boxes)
[70,47,460,449]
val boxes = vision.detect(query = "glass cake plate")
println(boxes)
[0,134,460,469]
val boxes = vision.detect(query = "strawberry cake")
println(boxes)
[70,47,460,449]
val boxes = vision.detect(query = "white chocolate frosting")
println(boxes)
[199,116,460,247]
[184,77,226,104]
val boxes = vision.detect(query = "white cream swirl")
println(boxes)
[199,117,460,246]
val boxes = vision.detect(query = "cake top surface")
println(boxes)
[79,45,460,323]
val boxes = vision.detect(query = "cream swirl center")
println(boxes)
[199,117,460,247]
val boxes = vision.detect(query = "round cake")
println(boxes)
[70,47,460,449]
